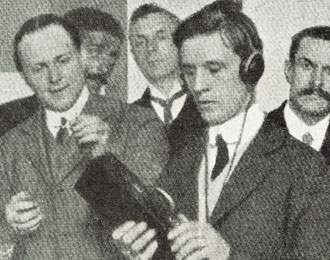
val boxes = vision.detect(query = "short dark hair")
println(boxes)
[289,26,330,63]
[174,0,263,62]
[14,13,81,72]
[64,7,124,43]
[129,3,179,28]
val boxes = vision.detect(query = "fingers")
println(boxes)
[168,222,192,240]
[11,191,31,203]
[13,207,40,224]
[139,240,158,260]
[175,238,205,260]
[182,247,208,260]
[122,222,148,245]
[11,200,38,213]
[113,221,158,260]
[132,228,156,251]
[15,213,44,231]
[112,221,136,240]
[171,229,203,253]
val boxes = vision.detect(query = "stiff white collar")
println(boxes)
[208,103,265,146]
[149,79,183,100]
[284,103,329,151]
[45,86,89,137]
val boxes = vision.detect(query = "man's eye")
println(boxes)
[32,65,44,72]
[301,61,312,70]
[182,67,195,76]
[208,67,221,75]
[324,67,330,75]
[59,56,70,64]
[134,39,146,48]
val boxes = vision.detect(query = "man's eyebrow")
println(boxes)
[205,60,225,67]
[55,53,70,60]
[297,56,314,66]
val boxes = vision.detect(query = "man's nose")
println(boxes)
[193,68,207,92]
[146,39,157,54]
[48,64,62,84]
[310,67,324,88]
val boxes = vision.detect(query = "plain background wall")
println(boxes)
[127,0,330,111]
[0,0,127,103]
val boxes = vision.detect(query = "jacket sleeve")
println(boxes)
[284,164,330,259]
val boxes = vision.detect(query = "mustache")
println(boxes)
[298,88,330,101]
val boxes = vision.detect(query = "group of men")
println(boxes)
[0,0,330,259]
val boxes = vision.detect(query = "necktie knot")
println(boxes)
[56,117,69,144]
[211,134,229,180]
[302,132,313,146]
[150,90,184,125]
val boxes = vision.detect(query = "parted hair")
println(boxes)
[14,13,81,72]
[64,7,124,43]
[289,26,330,63]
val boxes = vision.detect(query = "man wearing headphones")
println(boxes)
[110,1,330,259]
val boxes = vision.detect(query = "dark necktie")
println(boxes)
[302,132,313,147]
[56,117,69,144]
[211,135,229,180]
[150,90,184,125]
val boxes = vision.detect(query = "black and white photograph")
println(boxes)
[0,0,330,259]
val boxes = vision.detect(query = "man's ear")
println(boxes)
[284,59,293,84]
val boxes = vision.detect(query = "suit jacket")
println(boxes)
[270,102,330,164]
[75,103,171,259]
[0,95,39,136]
[76,109,330,259]
[159,110,330,259]
[133,88,206,154]
[0,94,127,260]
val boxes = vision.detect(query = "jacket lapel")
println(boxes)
[52,94,113,184]
[320,124,330,164]
[19,109,54,187]
[210,113,289,225]
[160,131,207,220]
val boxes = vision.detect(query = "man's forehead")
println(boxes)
[180,33,237,64]
[296,37,330,65]
[18,24,75,62]
[130,12,177,36]
[82,30,120,45]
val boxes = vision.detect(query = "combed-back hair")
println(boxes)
[64,7,124,43]
[14,13,81,72]
[129,3,179,27]
[173,0,263,62]
[289,26,330,63]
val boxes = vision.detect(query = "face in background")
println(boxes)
[285,37,330,120]
[18,24,85,112]
[180,32,250,126]
[129,12,179,83]
[81,30,122,81]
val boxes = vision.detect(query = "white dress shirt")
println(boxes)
[284,103,329,151]
[198,104,266,222]
[45,86,89,138]
[149,80,187,123]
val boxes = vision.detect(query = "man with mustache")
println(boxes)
[269,26,330,164]
[64,7,125,98]
[77,1,330,259]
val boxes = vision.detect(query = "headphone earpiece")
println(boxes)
[239,51,264,89]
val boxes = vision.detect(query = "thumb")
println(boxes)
[177,213,189,223]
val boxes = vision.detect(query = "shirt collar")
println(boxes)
[46,86,89,136]
[209,103,265,146]
[284,103,330,141]
[149,80,183,100]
